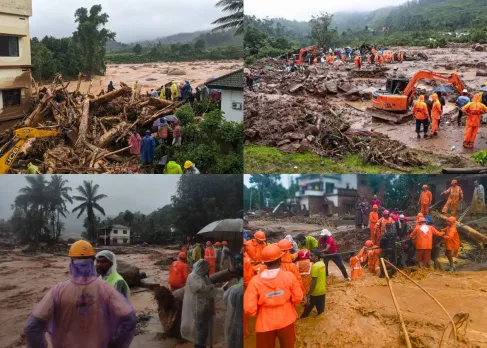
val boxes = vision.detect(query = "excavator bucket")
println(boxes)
[366,107,413,123]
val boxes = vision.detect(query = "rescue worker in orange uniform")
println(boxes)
[413,95,430,138]
[441,179,464,217]
[365,240,381,275]
[168,251,189,292]
[350,245,367,280]
[430,93,442,136]
[296,249,313,294]
[442,216,461,271]
[245,230,266,263]
[204,241,216,275]
[379,54,384,65]
[374,210,394,246]
[369,204,379,241]
[374,54,379,65]
[419,184,433,215]
[366,53,371,65]
[409,217,444,267]
[277,239,305,293]
[244,244,303,348]
[462,93,487,148]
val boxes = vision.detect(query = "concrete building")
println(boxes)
[98,224,131,245]
[205,69,243,122]
[0,0,32,122]
[295,174,385,216]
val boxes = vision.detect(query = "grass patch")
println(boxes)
[244,146,441,174]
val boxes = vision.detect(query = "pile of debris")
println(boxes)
[244,93,422,172]
[0,74,182,173]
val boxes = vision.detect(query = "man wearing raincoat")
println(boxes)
[430,93,442,136]
[140,130,156,165]
[171,81,179,101]
[181,259,215,348]
[471,180,486,214]
[223,266,243,348]
[24,241,136,348]
[462,93,487,148]
[441,179,464,217]
[95,250,130,300]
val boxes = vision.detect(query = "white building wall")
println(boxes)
[220,89,243,122]
[341,175,358,190]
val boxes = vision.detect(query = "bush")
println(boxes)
[175,104,196,126]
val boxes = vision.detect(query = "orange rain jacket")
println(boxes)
[280,251,305,293]
[413,95,429,120]
[443,224,460,252]
[443,185,463,204]
[431,94,442,120]
[245,239,265,262]
[244,269,304,332]
[462,94,487,128]
[367,247,381,275]
[168,259,189,288]
[420,190,433,205]
[204,247,216,275]
[369,210,379,240]
[409,224,443,250]
[374,216,394,245]
[296,259,312,294]
[350,247,367,280]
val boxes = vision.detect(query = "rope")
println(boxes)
[382,259,458,345]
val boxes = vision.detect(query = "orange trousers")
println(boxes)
[421,203,429,216]
[256,323,296,348]
[431,118,439,133]
[464,125,479,146]
[369,224,376,241]
[442,199,459,216]
[416,249,431,265]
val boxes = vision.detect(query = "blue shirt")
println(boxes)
[457,95,470,109]
[151,90,159,97]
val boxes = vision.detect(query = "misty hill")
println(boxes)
[107,29,242,52]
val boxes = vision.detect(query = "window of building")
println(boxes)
[123,230,127,234]
[123,239,128,244]
[344,203,354,211]
[325,183,335,193]
[0,36,19,57]
[113,230,118,234]
[2,89,21,108]
[112,238,117,244]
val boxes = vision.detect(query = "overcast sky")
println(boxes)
[0,175,180,235]
[244,174,298,189]
[244,0,407,21]
[30,0,223,43]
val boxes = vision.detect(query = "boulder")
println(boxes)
[118,260,141,287]
[324,81,338,94]
[140,277,160,290]
[359,87,377,100]
[298,139,310,153]
[473,44,484,52]
[167,68,186,75]
[476,70,487,77]
[22,244,37,253]
[338,82,354,93]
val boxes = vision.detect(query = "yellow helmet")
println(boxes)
[69,240,95,258]
[184,160,193,169]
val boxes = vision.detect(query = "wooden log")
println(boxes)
[75,73,82,93]
[141,102,181,126]
[148,97,173,108]
[442,167,487,174]
[96,122,128,148]
[438,213,487,246]
[90,87,132,105]
[82,140,124,162]
[24,93,51,126]
[76,100,90,148]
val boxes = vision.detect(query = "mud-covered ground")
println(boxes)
[244,217,487,348]
[0,246,229,348]
[245,44,487,170]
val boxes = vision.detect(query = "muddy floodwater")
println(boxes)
[0,247,229,348]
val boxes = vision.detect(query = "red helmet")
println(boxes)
[178,252,186,259]
[372,204,378,209]
[222,241,228,246]
[298,249,310,260]
[277,239,293,251]
[365,240,373,248]
[254,231,266,241]
[206,241,212,246]
[383,210,390,215]
[215,242,222,247]
[447,216,457,224]
[261,244,284,263]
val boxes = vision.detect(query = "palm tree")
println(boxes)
[211,0,243,35]
[72,180,107,242]
[47,175,73,240]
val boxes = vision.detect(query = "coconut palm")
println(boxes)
[211,0,244,35]
[47,175,73,240]
[72,180,107,242]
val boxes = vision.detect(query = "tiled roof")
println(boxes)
[205,68,243,90]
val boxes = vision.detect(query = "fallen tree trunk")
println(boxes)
[76,100,90,148]
[96,121,128,148]
[442,167,487,174]
[141,102,181,126]
[90,87,131,106]
[24,93,51,126]
[438,213,487,247]
[148,97,173,108]
[82,140,124,162]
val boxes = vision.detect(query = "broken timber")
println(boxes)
[438,213,487,247]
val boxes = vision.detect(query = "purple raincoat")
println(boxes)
[25,259,136,348]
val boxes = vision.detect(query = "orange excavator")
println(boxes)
[295,45,317,65]
[368,70,465,123]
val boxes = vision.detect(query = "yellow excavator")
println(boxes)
[368,70,465,123]
[0,126,73,174]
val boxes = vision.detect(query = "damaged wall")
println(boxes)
[0,0,32,17]
[0,69,32,121]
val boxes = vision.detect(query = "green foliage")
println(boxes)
[175,104,196,126]
[309,12,337,47]
[212,0,244,35]
[246,174,285,210]
[133,43,143,54]
[383,175,431,214]
[472,150,487,166]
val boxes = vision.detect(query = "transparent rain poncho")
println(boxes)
[180,259,215,345]
[223,279,243,348]
[24,259,136,348]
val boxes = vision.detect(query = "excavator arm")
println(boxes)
[0,127,64,174]
[297,45,317,65]
[403,70,465,102]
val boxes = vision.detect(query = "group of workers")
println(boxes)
[243,228,352,347]
[309,50,403,70]
[412,84,487,148]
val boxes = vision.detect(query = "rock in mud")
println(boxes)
[22,244,37,253]
[167,68,186,75]
[473,43,485,52]
[146,78,157,81]
[338,82,354,93]
[359,87,377,100]
[140,277,160,290]
[244,128,258,138]
[298,139,310,152]
[325,81,338,94]
[118,260,142,287]
[279,141,301,154]
[476,70,487,77]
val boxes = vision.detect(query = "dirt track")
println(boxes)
[245,44,487,170]
[244,219,487,347]
[0,247,228,348]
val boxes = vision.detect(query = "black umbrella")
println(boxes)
[197,218,243,252]
[432,85,453,94]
